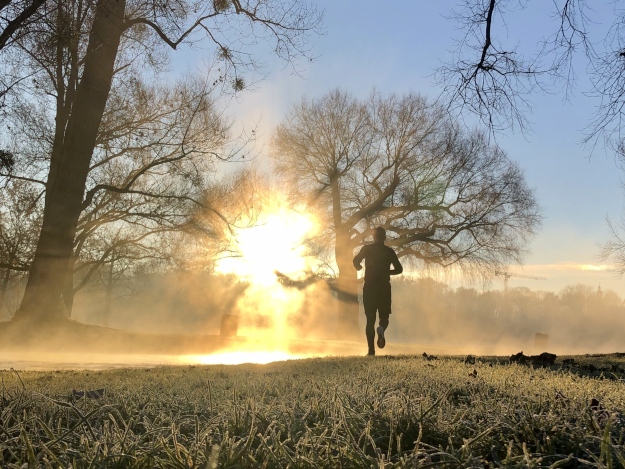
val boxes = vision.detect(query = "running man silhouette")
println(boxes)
[353,227,403,356]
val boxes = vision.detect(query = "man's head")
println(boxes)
[373,227,386,243]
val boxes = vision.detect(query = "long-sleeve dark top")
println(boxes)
[353,242,403,285]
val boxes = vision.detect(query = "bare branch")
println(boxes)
[123,13,219,50]
[0,0,47,51]
[0,262,28,271]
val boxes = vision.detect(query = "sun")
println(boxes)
[212,196,320,342]
[215,201,319,286]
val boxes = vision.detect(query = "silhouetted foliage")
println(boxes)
[0,179,41,317]
[272,89,540,333]
[0,0,47,51]
[600,210,625,276]
[273,89,540,279]
[3,5,245,317]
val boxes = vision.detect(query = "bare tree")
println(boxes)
[0,0,49,51]
[4,37,250,317]
[0,179,42,316]
[272,89,540,333]
[66,73,242,311]
[437,0,625,145]
[187,168,273,270]
[82,226,171,326]
[438,1,625,280]
[0,0,322,324]
[599,212,625,275]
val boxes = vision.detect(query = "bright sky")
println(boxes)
[176,1,625,296]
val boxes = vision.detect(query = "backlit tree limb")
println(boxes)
[437,0,625,148]
[0,0,47,51]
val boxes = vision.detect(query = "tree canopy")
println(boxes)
[273,89,541,276]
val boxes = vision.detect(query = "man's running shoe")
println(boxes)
[367,350,375,356]
[376,326,386,349]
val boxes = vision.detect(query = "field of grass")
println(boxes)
[1,354,625,468]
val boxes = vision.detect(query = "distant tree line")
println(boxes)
[390,278,625,352]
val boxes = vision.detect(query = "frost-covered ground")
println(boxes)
[1,354,624,467]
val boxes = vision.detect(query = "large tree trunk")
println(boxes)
[329,176,360,338]
[15,0,126,323]
[0,268,10,316]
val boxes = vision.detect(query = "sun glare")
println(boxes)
[579,264,611,272]
[215,202,319,285]
[184,350,304,365]
[211,196,323,343]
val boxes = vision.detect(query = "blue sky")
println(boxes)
[176,1,625,295]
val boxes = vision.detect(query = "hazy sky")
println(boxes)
[175,1,625,296]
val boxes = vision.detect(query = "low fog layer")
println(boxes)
[3,271,619,357]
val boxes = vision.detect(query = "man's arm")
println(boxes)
[353,246,366,271]
[390,251,403,275]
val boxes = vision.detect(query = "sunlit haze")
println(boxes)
[210,195,327,352]
[215,198,320,286]
[185,351,304,365]
[5,2,625,371]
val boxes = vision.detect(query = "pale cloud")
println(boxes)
[516,263,616,273]
[578,264,614,272]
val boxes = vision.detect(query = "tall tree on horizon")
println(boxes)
[272,89,541,334]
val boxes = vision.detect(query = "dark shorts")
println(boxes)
[363,282,391,317]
